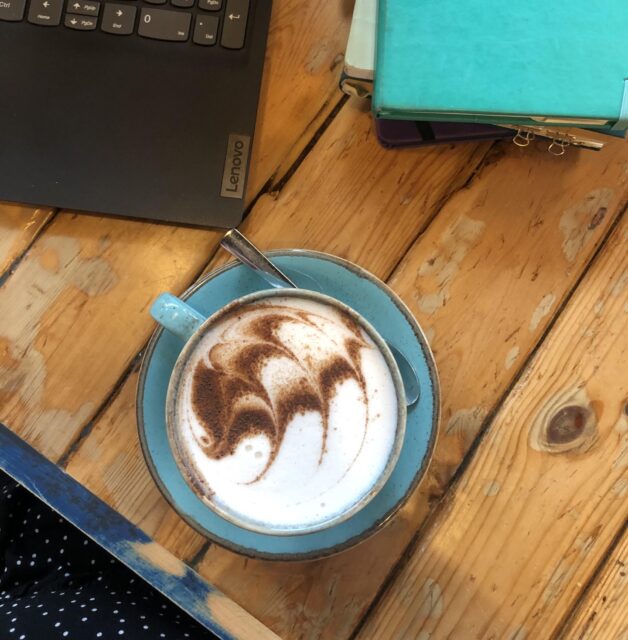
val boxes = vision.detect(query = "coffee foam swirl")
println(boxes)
[190,304,369,481]
[172,296,399,532]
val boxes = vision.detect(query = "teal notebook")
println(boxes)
[374,0,628,130]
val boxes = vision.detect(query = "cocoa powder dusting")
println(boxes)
[188,302,371,482]
[192,363,275,459]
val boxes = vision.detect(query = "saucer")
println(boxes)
[137,250,439,561]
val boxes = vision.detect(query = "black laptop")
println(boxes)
[0,0,271,228]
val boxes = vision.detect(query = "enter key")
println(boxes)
[221,0,248,49]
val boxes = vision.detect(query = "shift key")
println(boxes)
[0,0,26,21]
[138,8,190,41]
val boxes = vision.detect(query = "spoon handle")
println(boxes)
[220,229,297,290]
[220,229,420,406]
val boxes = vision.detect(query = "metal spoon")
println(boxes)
[220,229,420,406]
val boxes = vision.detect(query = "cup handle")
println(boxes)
[150,293,206,342]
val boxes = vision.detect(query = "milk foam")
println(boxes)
[172,296,399,532]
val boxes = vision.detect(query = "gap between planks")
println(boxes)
[381,140,500,281]
[349,203,628,640]
[268,94,349,196]
[56,353,144,468]
[0,208,59,288]
[556,519,628,638]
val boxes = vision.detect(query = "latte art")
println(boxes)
[192,305,369,477]
[171,296,400,532]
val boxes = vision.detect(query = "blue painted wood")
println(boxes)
[0,423,235,640]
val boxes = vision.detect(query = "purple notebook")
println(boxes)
[376,119,513,148]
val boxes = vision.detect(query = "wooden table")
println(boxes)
[1,2,627,638]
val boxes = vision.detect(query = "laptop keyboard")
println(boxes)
[0,0,248,47]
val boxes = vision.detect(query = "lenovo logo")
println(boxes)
[220,134,250,199]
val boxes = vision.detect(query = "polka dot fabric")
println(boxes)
[0,473,218,640]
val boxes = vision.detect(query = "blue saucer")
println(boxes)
[137,250,439,561]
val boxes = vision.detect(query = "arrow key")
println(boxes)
[198,0,221,11]
[28,0,62,25]
[66,0,99,15]
[101,2,135,34]
[64,13,96,28]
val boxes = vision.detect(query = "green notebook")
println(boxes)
[374,0,628,130]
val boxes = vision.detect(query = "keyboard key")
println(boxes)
[221,0,248,49]
[171,0,193,8]
[198,0,220,11]
[65,13,96,28]
[0,0,26,21]
[66,0,99,15]
[144,0,166,5]
[28,0,62,25]
[138,7,190,41]
[193,14,217,45]
[101,2,135,33]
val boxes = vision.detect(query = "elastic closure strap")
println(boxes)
[612,78,628,131]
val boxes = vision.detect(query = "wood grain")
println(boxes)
[64,369,207,562]
[388,139,628,504]
[561,528,628,640]
[357,215,628,639]
[0,202,54,277]
[193,139,628,640]
[0,213,221,458]
[0,0,353,460]
[206,591,282,640]
[208,99,490,276]
[245,0,354,197]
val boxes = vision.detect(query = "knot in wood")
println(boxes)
[547,405,590,444]
[528,387,598,454]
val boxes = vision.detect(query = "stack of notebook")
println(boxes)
[342,0,626,152]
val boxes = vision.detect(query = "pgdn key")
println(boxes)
[138,8,190,41]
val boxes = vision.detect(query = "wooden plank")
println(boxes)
[0,213,221,459]
[560,527,628,640]
[64,369,208,562]
[194,138,628,639]
[357,215,628,639]
[0,0,353,460]
[209,100,490,276]
[0,424,279,640]
[60,102,490,593]
[0,202,54,277]
[245,0,352,197]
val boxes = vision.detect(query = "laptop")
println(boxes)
[0,0,272,228]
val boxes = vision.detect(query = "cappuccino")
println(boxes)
[169,295,400,532]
